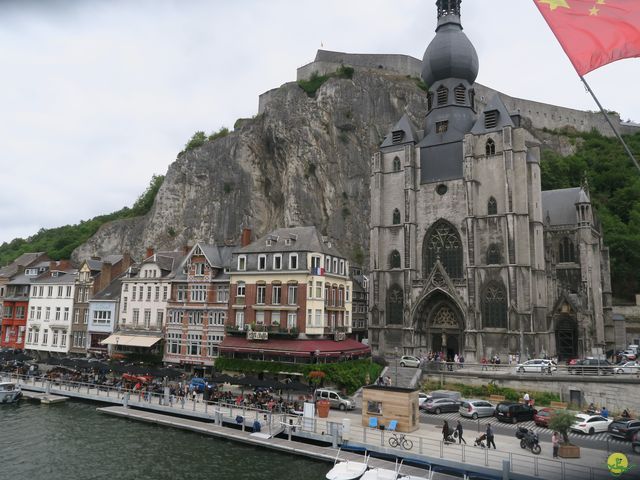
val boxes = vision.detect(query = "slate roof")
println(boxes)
[380,114,420,148]
[86,259,104,272]
[92,276,124,301]
[235,226,346,258]
[172,244,235,281]
[470,95,515,135]
[541,187,589,226]
[31,270,77,284]
[0,252,47,278]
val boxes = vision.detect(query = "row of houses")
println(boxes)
[0,227,370,366]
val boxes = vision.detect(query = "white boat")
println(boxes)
[361,459,402,480]
[326,450,370,480]
[398,463,433,480]
[0,382,22,404]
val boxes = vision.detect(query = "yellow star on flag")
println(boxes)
[590,5,599,15]
[538,0,571,10]
[596,0,606,4]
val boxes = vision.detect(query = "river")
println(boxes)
[0,400,328,480]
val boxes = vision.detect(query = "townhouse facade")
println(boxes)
[350,265,369,343]
[164,243,233,367]
[87,276,124,355]
[220,227,368,363]
[24,262,76,356]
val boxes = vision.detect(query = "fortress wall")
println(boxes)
[293,50,640,138]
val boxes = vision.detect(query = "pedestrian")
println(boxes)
[486,423,496,449]
[456,420,466,444]
[442,420,450,443]
[523,392,530,406]
[551,431,560,458]
[601,406,609,418]
[481,357,488,371]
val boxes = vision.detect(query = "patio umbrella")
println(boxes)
[281,381,308,391]
[211,373,233,384]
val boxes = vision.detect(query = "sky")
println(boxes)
[1,0,639,244]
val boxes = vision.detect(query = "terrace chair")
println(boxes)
[368,417,378,429]
[387,420,398,432]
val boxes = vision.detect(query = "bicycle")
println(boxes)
[388,432,413,450]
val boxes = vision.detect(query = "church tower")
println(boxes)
[369,0,548,361]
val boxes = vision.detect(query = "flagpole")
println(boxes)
[579,75,640,174]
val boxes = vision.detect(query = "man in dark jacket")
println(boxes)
[456,420,466,444]
[486,423,496,449]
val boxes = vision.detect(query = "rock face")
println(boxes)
[74,72,431,262]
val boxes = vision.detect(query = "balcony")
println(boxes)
[225,324,298,339]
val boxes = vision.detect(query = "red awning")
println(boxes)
[219,336,370,357]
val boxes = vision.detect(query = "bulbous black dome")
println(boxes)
[421,15,479,87]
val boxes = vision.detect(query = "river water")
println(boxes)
[0,400,328,480]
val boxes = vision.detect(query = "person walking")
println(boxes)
[601,406,609,418]
[456,420,466,444]
[486,423,496,449]
[523,392,530,406]
[442,420,450,443]
[551,431,560,458]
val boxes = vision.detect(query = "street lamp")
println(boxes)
[315,349,320,364]
[394,347,398,387]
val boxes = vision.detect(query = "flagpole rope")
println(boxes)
[579,75,640,174]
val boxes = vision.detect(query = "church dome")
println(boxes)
[421,1,479,86]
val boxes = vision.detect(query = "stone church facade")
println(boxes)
[369,0,613,362]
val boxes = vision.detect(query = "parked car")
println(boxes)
[568,358,614,375]
[495,402,537,424]
[516,359,557,374]
[534,407,555,428]
[615,361,640,374]
[571,414,612,435]
[608,419,640,441]
[621,349,637,361]
[314,388,355,411]
[400,355,420,368]
[421,397,461,414]
[459,399,495,419]
[189,377,208,393]
[424,390,462,403]
[418,392,429,408]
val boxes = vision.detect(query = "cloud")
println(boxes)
[1,0,638,244]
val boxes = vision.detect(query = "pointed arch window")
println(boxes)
[485,138,496,156]
[387,284,403,325]
[393,157,401,172]
[559,237,575,263]
[482,281,507,328]
[389,250,401,269]
[427,92,434,111]
[454,84,466,105]
[392,208,401,225]
[423,220,463,278]
[437,85,448,106]
[487,244,501,265]
[487,197,497,215]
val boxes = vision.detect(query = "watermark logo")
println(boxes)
[607,453,633,476]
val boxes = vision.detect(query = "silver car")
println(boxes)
[615,361,640,374]
[459,399,495,419]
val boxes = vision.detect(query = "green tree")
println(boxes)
[548,410,578,444]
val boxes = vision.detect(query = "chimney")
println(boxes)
[241,228,252,247]
[49,261,57,271]
[146,247,154,259]
[99,262,113,292]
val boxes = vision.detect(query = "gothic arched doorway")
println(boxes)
[413,291,464,361]
[555,315,578,360]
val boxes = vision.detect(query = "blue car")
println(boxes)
[189,377,207,393]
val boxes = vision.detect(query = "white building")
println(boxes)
[24,262,77,355]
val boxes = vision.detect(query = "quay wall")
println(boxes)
[422,371,640,413]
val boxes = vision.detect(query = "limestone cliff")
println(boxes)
[73,71,431,262]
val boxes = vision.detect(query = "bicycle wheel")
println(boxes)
[402,439,414,450]
[389,437,399,448]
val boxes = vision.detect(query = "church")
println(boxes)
[368,0,613,362]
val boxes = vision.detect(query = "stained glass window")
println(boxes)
[387,285,403,325]
[424,220,463,278]
[482,282,507,328]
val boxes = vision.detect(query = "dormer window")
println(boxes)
[454,84,466,105]
[484,110,499,129]
[436,121,448,134]
[485,138,496,156]
[266,239,273,246]
[437,85,448,106]
[391,130,404,144]
[284,238,291,246]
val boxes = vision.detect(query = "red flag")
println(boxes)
[535,0,640,75]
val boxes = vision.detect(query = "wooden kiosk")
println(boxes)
[361,385,419,433]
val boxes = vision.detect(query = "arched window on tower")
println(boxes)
[485,138,496,156]
[487,244,502,265]
[423,220,463,278]
[437,85,448,106]
[393,157,401,172]
[487,197,497,215]
[392,208,401,225]
[454,84,466,105]
[427,92,434,111]
[389,250,401,269]
[559,237,576,263]
[482,281,507,328]
[386,284,403,325]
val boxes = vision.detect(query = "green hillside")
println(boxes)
[540,130,640,301]
[0,175,164,266]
